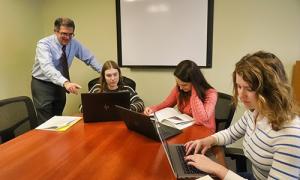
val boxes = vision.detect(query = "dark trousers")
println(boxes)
[31,77,66,124]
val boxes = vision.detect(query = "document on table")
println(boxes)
[36,116,82,131]
[154,107,195,130]
[196,175,214,180]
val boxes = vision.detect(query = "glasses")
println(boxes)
[59,32,75,38]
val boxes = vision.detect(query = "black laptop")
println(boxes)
[154,119,216,179]
[81,92,130,122]
[115,105,181,141]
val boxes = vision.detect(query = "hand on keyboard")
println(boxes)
[184,154,214,174]
[184,136,216,155]
[185,153,228,179]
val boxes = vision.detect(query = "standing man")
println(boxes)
[31,17,102,124]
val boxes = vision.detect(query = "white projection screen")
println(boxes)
[116,0,214,67]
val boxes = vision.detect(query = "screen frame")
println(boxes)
[116,0,214,68]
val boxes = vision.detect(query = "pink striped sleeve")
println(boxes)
[190,88,217,132]
[150,86,178,112]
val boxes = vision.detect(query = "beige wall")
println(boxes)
[0,0,42,98]
[1,0,300,128]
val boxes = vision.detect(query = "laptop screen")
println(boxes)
[154,113,177,176]
[81,91,130,122]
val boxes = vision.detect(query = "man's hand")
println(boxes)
[64,81,82,95]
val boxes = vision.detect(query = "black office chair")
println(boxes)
[88,76,136,91]
[215,92,236,132]
[215,92,250,173]
[0,96,38,143]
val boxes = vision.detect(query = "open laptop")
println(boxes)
[81,91,130,122]
[115,105,181,141]
[154,118,216,179]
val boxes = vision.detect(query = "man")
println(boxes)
[31,17,102,124]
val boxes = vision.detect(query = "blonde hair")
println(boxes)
[232,51,299,130]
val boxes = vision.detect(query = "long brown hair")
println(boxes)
[174,60,213,105]
[99,60,123,92]
[233,51,299,130]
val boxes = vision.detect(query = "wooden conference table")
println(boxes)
[0,119,225,180]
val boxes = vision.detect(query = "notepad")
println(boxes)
[36,116,82,131]
[154,108,195,130]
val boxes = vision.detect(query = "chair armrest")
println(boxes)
[225,147,248,172]
[225,147,244,156]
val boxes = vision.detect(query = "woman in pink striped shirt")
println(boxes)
[144,60,217,133]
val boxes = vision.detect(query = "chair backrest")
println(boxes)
[0,96,38,143]
[215,92,236,132]
[88,78,100,91]
[88,76,136,91]
[215,93,247,172]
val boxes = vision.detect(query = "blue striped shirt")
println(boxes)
[32,34,102,86]
[214,110,300,180]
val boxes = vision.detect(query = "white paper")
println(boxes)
[155,107,195,130]
[36,116,82,131]
[196,175,214,180]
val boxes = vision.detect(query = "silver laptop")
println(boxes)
[115,105,181,141]
[81,91,130,122]
[154,117,216,179]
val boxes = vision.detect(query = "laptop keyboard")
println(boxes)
[176,146,202,174]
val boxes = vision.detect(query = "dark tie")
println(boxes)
[61,45,70,81]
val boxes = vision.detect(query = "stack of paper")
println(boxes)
[36,116,82,131]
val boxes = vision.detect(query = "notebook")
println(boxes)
[81,92,130,122]
[154,118,216,179]
[115,105,181,141]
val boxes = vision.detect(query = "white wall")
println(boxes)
[0,0,299,131]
